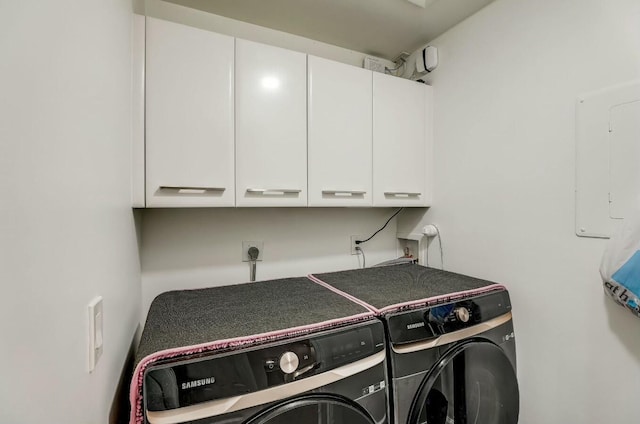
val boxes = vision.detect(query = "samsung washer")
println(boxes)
[130,277,389,424]
[387,289,518,424]
[308,263,519,424]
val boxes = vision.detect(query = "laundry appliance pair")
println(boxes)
[130,264,519,424]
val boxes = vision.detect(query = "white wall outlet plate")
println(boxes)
[350,235,364,255]
[88,296,103,373]
[242,241,264,262]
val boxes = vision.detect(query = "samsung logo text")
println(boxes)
[182,377,216,390]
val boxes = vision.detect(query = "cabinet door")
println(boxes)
[236,39,307,207]
[146,18,234,207]
[373,73,433,207]
[308,56,373,207]
[132,14,145,207]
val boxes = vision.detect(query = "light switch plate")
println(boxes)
[88,296,103,373]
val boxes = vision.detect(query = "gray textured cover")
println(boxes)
[313,264,499,310]
[135,277,370,365]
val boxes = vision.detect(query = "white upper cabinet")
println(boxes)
[308,56,373,207]
[141,18,433,208]
[145,17,235,207]
[373,72,433,207]
[132,14,145,208]
[235,39,308,207]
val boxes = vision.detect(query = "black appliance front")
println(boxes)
[242,393,378,424]
[142,320,388,424]
[387,290,519,424]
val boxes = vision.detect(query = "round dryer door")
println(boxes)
[243,393,376,424]
[408,338,519,424]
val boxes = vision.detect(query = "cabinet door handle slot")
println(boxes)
[159,186,226,194]
[384,191,421,197]
[322,190,366,196]
[246,188,302,195]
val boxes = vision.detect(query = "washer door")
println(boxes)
[407,338,519,424]
[243,393,376,424]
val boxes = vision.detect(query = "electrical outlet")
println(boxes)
[242,241,264,262]
[350,235,364,255]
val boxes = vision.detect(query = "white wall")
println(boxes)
[141,208,401,321]
[400,0,640,422]
[0,1,141,423]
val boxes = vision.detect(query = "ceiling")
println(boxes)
[162,0,496,60]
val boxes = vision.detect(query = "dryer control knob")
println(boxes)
[279,351,299,374]
[455,307,470,323]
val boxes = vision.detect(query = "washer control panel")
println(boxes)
[387,290,512,345]
[144,320,385,412]
[261,341,315,381]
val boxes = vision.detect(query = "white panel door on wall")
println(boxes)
[236,39,307,207]
[145,17,234,207]
[373,73,432,207]
[609,100,640,219]
[308,56,373,207]
[575,81,640,237]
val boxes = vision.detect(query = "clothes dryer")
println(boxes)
[309,264,519,424]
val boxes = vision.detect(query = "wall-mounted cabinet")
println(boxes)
[136,18,432,208]
[373,73,432,207]
[308,56,373,207]
[145,17,235,207]
[132,14,145,207]
[235,39,307,207]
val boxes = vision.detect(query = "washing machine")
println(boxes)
[130,277,389,424]
[308,263,519,424]
[386,289,518,424]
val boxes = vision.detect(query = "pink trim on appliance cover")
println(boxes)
[376,284,507,314]
[306,274,379,312]
[129,312,374,424]
[307,273,506,315]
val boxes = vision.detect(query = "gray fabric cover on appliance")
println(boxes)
[313,264,498,310]
[135,277,370,365]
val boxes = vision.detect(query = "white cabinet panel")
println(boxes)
[235,39,307,207]
[132,14,145,208]
[373,73,432,207]
[145,18,234,207]
[308,56,373,207]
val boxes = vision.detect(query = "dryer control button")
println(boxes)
[454,307,470,323]
[279,351,299,374]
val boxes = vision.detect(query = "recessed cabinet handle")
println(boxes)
[384,191,421,197]
[159,186,226,194]
[322,190,366,196]
[246,188,302,195]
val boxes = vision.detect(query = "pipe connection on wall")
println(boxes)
[421,224,444,269]
[423,224,438,237]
